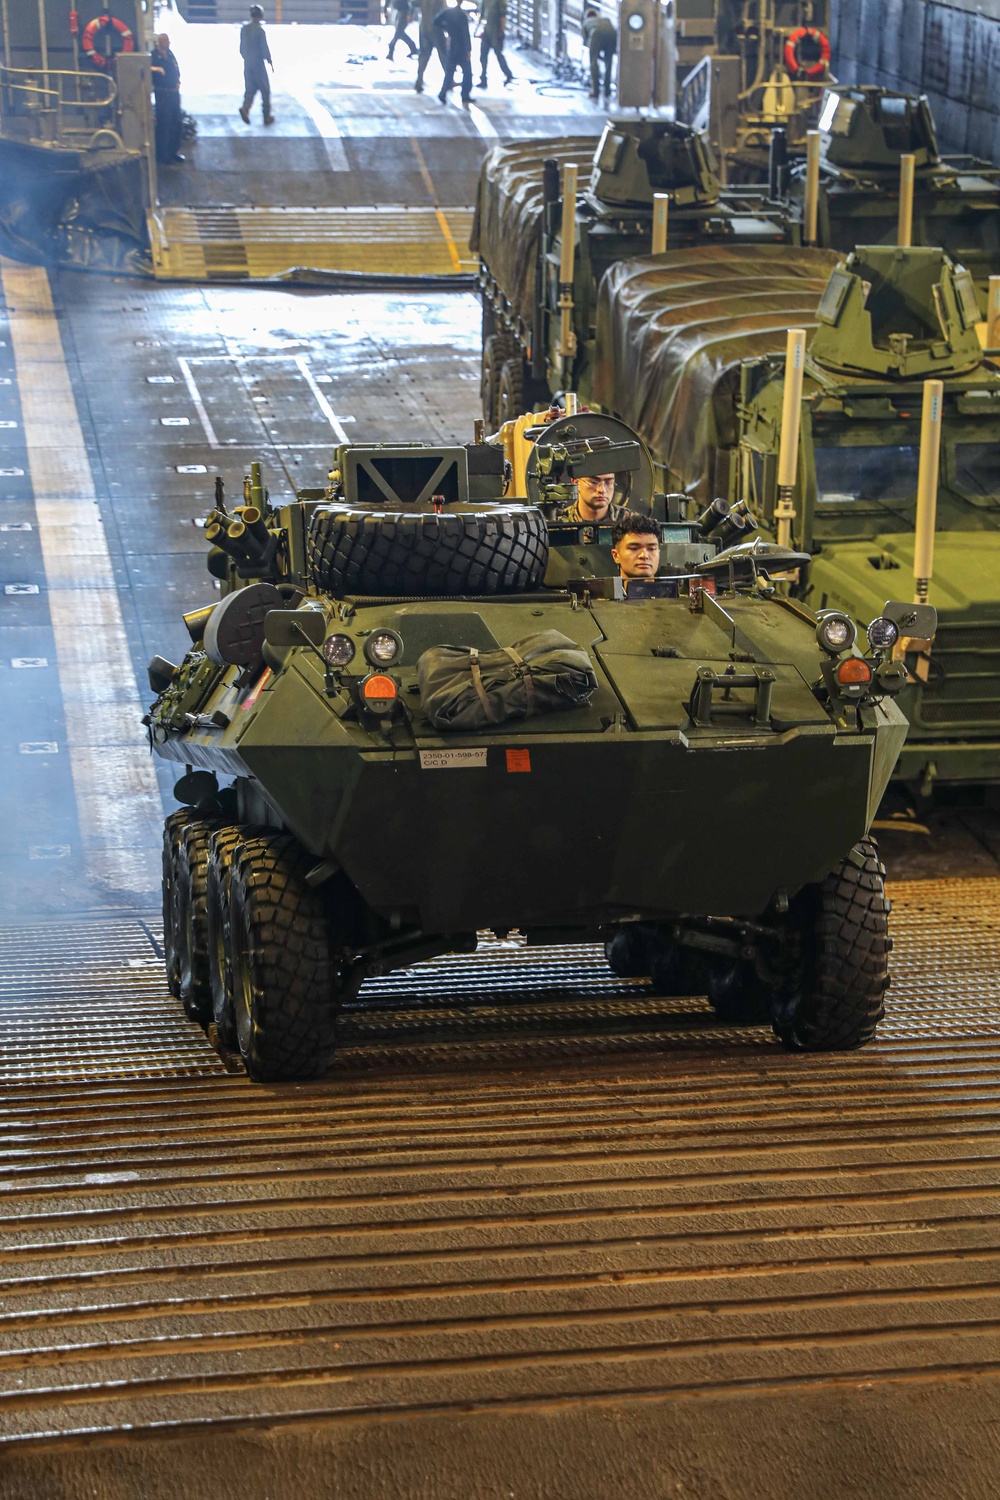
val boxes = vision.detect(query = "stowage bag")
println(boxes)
[417,630,598,730]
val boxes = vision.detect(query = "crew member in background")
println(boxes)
[239,5,275,126]
[583,6,617,103]
[387,0,419,60]
[611,512,661,581]
[478,0,513,88]
[150,33,184,164]
[415,0,449,93]
[433,0,473,106]
[560,472,624,524]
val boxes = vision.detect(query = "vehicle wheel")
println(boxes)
[228,833,344,1082]
[162,811,190,1000]
[482,333,514,428]
[175,819,218,1023]
[604,925,652,979]
[206,825,247,1051]
[497,356,524,427]
[308,503,549,598]
[771,838,891,1051]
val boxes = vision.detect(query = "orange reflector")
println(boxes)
[363,673,397,701]
[836,657,872,685]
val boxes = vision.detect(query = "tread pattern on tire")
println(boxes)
[206,824,247,1050]
[775,837,890,1051]
[176,818,217,1021]
[497,355,524,428]
[162,811,190,1000]
[482,332,516,428]
[308,503,549,598]
[229,833,338,1082]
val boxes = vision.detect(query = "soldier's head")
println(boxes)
[155,33,170,50]
[611,512,660,579]
[250,5,264,17]
[574,471,616,521]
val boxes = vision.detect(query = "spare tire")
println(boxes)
[308,505,549,597]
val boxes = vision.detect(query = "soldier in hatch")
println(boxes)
[559,471,625,523]
[611,511,661,581]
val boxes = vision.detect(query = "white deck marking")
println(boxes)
[290,86,352,172]
[294,356,351,443]
[177,357,220,448]
[0,260,162,899]
[465,101,499,138]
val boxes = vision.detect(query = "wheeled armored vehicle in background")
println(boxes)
[788,88,1000,306]
[149,419,917,1082]
[593,244,1000,790]
[473,120,793,429]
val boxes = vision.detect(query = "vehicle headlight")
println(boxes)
[364,628,404,667]
[866,615,900,652]
[322,633,356,668]
[816,612,857,655]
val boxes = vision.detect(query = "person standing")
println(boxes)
[433,0,473,106]
[478,0,512,87]
[415,0,448,93]
[150,33,184,164]
[239,5,274,126]
[387,0,419,59]
[583,6,616,103]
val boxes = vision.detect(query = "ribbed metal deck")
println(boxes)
[1,877,999,1493]
[149,205,478,281]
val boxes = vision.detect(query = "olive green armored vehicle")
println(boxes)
[593,244,1000,790]
[149,420,917,1082]
[473,119,792,427]
[789,88,1000,306]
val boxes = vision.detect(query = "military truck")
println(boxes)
[788,88,1000,306]
[148,422,916,1082]
[592,244,1000,790]
[473,119,793,430]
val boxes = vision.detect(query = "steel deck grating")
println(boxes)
[149,206,478,281]
[0,876,999,1475]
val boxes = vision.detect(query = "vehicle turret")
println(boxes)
[588,120,721,209]
[818,87,940,174]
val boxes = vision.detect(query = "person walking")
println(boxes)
[239,5,274,126]
[150,33,184,163]
[433,0,473,106]
[415,0,448,93]
[387,0,419,59]
[477,0,512,87]
[583,6,616,103]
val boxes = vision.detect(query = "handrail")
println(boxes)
[0,64,118,147]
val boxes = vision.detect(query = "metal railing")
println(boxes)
[0,65,118,149]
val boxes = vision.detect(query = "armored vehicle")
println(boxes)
[788,88,1000,305]
[473,119,792,428]
[593,244,1000,789]
[149,423,915,1083]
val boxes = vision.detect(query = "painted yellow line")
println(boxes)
[410,138,464,275]
[0,260,162,901]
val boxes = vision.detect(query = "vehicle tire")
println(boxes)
[771,838,890,1051]
[497,356,524,427]
[308,503,549,598]
[206,824,247,1051]
[604,925,652,980]
[228,832,342,1082]
[174,819,218,1023]
[482,333,514,428]
[162,811,190,1000]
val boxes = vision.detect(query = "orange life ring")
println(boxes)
[783,26,830,80]
[81,13,135,69]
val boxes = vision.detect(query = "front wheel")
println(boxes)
[229,833,346,1082]
[770,839,890,1051]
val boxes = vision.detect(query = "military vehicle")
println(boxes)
[473,119,793,429]
[787,88,1000,305]
[149,424,917,1083]
[592,243,1000,790]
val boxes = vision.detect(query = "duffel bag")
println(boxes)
[417,629,598,731]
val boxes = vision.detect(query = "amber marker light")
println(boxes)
[361,673,398,713]
[835,658,873,686]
